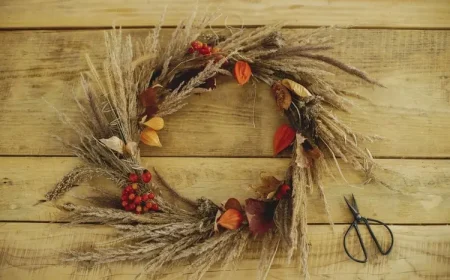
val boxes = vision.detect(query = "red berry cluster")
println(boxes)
[188,40,220,56]
[121,170,159,214]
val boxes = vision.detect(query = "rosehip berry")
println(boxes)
[142,193,149,201]
[145,201,153,209]
[151,204,159,211]
[128,173,138,183]
[121,194,128,201]
[125,185,133,193]
[125,205,131,211]
[131,183,139,190]
[199,46,211,55]
[128,193,136,201]
[134,196,142,204]
[191,40,203,50]
[122,200,128,207]
[148,192,155,199]
[129,203,136,210]
[141,170,152,183]
[136,205,142,213]
[276,184,291,200]
[143,206,149,213]
[188,47,195,54]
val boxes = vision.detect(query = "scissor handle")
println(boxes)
[343,221,368,263]
[364,218,394,255]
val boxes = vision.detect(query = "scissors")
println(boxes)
[343,194,394,263]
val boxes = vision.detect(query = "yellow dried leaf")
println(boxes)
[124,141,138,157]
[143,117,164,131]
[281,79,312,98]
[140,128,162,147]
[100,136,124,154]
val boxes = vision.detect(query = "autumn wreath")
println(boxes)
[46,11,384,280]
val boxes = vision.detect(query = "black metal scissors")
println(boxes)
[343,194,394,263]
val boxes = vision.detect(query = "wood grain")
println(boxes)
[1,223,449,279]
[0,157,449,224]
[1,0,450,29]
[0,29,449,157]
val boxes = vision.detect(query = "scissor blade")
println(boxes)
[344,196,359,217]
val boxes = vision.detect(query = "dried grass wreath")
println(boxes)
[45,10,388,280]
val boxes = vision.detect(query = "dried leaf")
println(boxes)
[214,209,223,232]
[301,137,322,160]
[100,136,124,154]
[143,117,164,131]
[199,77,216,90]
[273,124,296,156]
[217,209,244,230]
[256,175,282,198]
[281,79,312,98]
[245,199,276,235]
[140,86,159,107]
[233,61,252,85]
[271,81,292,110]
[224,198,243,212]
[140,128,162,147]
[124,141,138,157]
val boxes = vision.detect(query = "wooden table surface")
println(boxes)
[1,1,449,279]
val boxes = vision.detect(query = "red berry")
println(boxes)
[122,200,128,207]
[199,46,211,55]
[276,184,291,200]
[143,206,149,213]
[188,47,195,54]
[151,204,159,211]
[145,201,153,209]
[121,194,128,201]
[136,205,142,213]
[148,192,155,199]
[129,203,136,210]
[125,185,133,193]
[125,205,131,211]
[128,173,138,183]
[191,40,203,50]
[128,193,136,201]
[141,170,152,183]
[142,193,149,201]
[134,196,142,204]
[131,183,139,190]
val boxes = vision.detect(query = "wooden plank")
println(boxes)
[1,223,449,279]
[1,29,450,157]
[0,30,450,157]
[1,0,450,29]
[0,157,449,224]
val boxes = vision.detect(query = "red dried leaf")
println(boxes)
[245,199,276,235]
[224,198,243,212]
[217,209,244,230]
[140,87,158,107]
[273,124,296,156]
[234,61,252,85]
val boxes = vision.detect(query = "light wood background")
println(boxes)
[0,1,449,279]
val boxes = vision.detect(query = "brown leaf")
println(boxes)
[245,199,276,235]
[217,209,244,230]
[273,124,296,156]
[199,77,217,90]
[302,139,322,159]
[271,81,292,110]
[140,86,159,107]
[256,175,282,198]
[224,198,243,212]
[234,61,252,85]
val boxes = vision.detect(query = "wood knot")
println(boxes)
[2,177,13,186]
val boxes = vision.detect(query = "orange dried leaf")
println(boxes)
[233,61,252,85]
[224,198,243,212]
[273,124,296,156]
[140,128,162,147]
[217,209,243,230]
[143,117,164,131]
